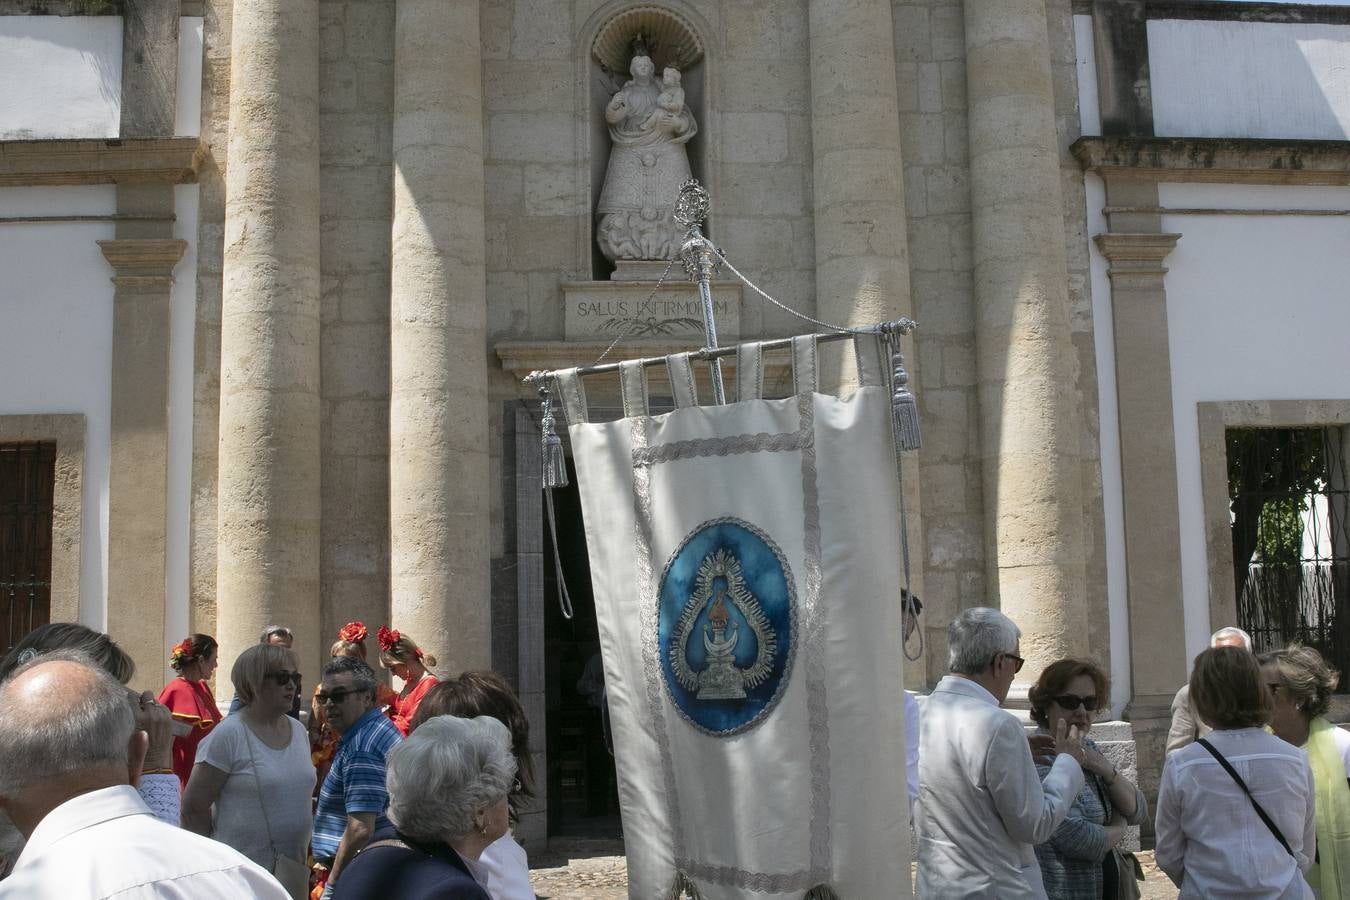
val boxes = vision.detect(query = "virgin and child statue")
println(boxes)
[596,52,698,264]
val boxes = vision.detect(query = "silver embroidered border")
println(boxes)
[631,416,688,854]
[631,392,831,891]
[655,515,799,738]
[796,391,832,875]
[633,430,805,467]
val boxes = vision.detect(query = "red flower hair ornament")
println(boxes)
[338,621,368,644]
[377,625,400,652]
[168,638,194,667]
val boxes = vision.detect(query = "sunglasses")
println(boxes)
[1053,694,1100,712]
[995,652,1026,674]
[265,670,301,687]
[316,687,363,705]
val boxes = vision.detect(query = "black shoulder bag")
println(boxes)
[1195,737,1293,857]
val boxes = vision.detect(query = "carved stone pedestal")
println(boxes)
[562,279,741,344]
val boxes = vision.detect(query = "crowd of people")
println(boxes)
[1,604,1347,899]
[0,620,532,899]
[911,608,1348,900]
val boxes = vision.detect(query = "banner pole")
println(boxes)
[675,179,727,404]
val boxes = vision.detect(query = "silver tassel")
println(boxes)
[888,336,922,451]
[668,871,703,899]
[539,382,569,489]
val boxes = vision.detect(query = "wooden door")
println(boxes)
[0,443,56,654]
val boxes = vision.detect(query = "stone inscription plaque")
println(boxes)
[562,280,741,343]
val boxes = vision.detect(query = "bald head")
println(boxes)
[0,652,136,801]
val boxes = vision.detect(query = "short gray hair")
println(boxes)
[0,809,23,878]
[321,654,377,699]
[947,607,1021,676]
[1210,626,1252,650]
[0,651,136,798]
[386,715,516,842]
[259,624,293,644]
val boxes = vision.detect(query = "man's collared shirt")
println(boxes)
[914,674,1085,899]
[0,784,288,899]
[312,705,403,860]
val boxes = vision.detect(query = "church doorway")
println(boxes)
[543,462,621,838]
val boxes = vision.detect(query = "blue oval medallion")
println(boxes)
[658,518,796,736]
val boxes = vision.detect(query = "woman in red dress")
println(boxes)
[157,633,221,789]
[378,625,438,736]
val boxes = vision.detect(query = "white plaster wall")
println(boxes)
[0,186,116,627]
[1150,20,1350,139]
[1074,14,1102,137]
[175,17,203,137]
[0,17,121,140]
[165,184,199,674]
[1160,183,1350,659]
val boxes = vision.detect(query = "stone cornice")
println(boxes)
[1072,0,1350,24]
[1095,232,1181,279]
[0,137,205,187]
[98,238,187,284]
[1072,136,1350,185]
[0,0,122,13]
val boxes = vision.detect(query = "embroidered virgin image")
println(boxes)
[658,517,797,736]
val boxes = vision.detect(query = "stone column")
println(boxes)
[964,0,1087,681]
[217,0,322,683]
[389,0,490,672]
[1095,176,1184,833]
[807,0,925,609]
[103,0,182,688]
[807,0,914,379]
[100,238,185,691]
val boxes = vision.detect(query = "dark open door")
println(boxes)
[0,443,56,654]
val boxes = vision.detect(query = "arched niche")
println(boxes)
[579,3,713,280]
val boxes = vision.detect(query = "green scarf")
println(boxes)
[1305,717,1350,899]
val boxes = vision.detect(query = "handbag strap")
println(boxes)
[242,719,282,860]
[1195,737,1294,857]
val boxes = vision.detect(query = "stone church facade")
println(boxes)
[4,0,1350,845]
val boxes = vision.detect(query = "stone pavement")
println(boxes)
[528,840,1181,899]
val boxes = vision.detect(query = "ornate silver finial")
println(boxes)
[674,178,710,229]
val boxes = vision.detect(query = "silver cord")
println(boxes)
[591,257,680,366]
[709,246,862,335]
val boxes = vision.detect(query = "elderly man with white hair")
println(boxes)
[1165,625,1253,754]
[334,715,517,899]
[915,607,1087,899]
[0,651,288,898]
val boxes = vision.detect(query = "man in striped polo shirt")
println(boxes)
[311,655,403,899]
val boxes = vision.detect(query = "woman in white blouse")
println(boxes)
[183,643,316,899]
[1155,646,1315,899]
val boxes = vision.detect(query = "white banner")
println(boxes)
[561,334,911,899]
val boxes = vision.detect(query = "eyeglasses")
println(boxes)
[265,670,301,687]
[316,687,362,705]
[996,652,1026,674]
[1052,694,1100,712]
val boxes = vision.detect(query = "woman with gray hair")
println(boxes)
[333,715,516,899]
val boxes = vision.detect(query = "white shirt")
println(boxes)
[0,784,290,899]
[468,831,532,900]
[1155,727,1315,900]
[904,690,921,804]
[915,675,1084,899]
[196,714,315,867]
